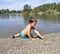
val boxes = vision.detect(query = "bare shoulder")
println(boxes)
[26,24,31,29]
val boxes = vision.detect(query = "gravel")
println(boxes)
[0,33,60,54]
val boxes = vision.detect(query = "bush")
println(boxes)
[22,11,29,18]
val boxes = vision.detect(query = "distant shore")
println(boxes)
[0,32,60,54]
[38,12,60,15]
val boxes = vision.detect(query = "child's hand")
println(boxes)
[40,36,45,39]
[31,38,35,41]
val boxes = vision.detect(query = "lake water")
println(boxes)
[0,14,60,38]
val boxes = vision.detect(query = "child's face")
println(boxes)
[31,22,36,27]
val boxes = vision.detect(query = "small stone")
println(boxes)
[8,53,11,54]
[0,50,1,52]
[34,49,36,52]
[0,50,3,52]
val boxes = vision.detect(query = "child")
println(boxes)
[11,16,45,40]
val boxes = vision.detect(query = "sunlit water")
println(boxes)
[0,14,60,38]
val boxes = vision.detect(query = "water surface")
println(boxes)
[0,14,60,38]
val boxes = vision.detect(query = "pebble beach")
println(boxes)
[0,33,60,54]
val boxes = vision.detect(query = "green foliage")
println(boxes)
[23,4,32,13]
[0,9,9,14]
[22,4,32,18]
[33,2,60,15]
[22,11,29,18]
[45,9,56,14]
[10,10,17,13]
[16,10,22,13]
[0,9,22,14]
[57,2,60,12]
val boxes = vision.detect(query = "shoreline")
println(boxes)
[0,32,60,54]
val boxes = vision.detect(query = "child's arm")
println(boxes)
[27,32,35,40]
[33,29,45,39]
[27,26,35,40]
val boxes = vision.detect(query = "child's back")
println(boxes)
[22,24,31,36]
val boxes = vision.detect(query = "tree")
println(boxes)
[23,4,32,13]
[22,4,32,18]
[57,2,60,12]
[33,2,60,15]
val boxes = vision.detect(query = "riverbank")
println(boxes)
[0,32,60,54]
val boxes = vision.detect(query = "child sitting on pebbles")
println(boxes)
[11,16,45,40]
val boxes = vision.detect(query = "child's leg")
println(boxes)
[14,33,20,37]
[11,33,20,38]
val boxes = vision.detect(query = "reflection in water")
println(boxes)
[0,14,9,19]
[38,14,60,22]
[0,14,60,38]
